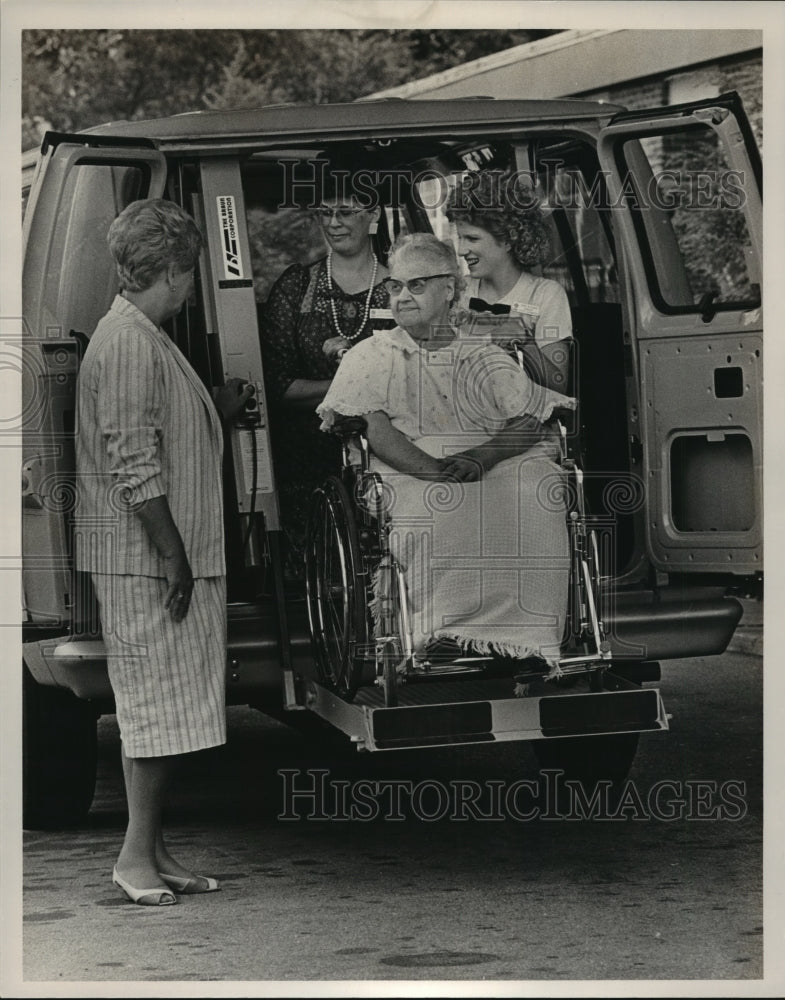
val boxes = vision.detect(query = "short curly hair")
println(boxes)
[445,170,550,269]
[107,199,203,292]
[387,232,466,305]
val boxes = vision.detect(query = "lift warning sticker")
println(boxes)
[217,195,244,280]
[237,429,274,497]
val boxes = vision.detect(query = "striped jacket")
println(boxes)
[75,295,224,578]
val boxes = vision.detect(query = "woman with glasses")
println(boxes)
[447,170,572,395]
[318,233,576,675]
[259,178,391,581]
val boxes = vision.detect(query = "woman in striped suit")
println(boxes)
[76,200,250,906]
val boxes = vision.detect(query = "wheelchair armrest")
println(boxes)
[551,406,575,425]
[330,415,368,440]
[552,411,581,469]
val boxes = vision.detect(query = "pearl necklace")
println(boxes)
[326,251,379,342]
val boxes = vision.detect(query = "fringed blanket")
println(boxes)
[370,450,570,671]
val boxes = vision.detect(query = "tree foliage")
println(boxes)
[22,28,557,149]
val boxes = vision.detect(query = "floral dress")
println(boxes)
[259,257,392,570]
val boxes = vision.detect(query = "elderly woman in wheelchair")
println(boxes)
[308,232,579,707]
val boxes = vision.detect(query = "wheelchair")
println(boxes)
[304,342,612,710]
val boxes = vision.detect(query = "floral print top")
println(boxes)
[258,256,392,552]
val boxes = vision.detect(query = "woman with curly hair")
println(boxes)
[446,170,572,394]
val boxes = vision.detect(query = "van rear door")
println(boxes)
[596,94,762,578]
[22,137,167,627]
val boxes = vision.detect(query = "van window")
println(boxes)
[538,160,620,305]
[244,164,327,302]
[621,124,760,313]
[22,150,39,223]
[33,162,146,338]
[411,143,620,308]
[242,157,414,304]
[240,138,621,334]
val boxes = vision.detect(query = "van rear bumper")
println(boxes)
[605,591,744,660]
[22,591,744,703]
[21,600,314,704]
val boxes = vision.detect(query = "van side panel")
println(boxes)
[597,99,762,577]
[22,143,167,625]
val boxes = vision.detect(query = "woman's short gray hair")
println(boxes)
[387,232,466,304]
[107,199,203,292]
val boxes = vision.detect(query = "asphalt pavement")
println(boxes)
[15,628,772,994]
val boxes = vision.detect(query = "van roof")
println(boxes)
[77,98,624,148]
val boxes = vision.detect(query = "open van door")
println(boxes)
[596,93,762,579]
[22,136,167,628]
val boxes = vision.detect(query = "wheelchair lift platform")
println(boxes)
[300,675,669,753]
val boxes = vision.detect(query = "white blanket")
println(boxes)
[371,450,570,668]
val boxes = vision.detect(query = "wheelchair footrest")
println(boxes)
[412,656,494,672]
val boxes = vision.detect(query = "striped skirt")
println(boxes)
[91,574,227,758]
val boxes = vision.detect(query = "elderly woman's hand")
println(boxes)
[212,378,254,423]
[440,454,484,482]
[322,336,351,363]
[442,415,549,482]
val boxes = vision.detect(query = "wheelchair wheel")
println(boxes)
[305,476,369,700]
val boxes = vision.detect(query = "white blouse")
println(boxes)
[459,272,572,346]
[317,325,575,465]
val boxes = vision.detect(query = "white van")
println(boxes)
[21,93,761,826]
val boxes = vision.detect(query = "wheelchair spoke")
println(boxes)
[324,583,344,649]
[322,504,334,591]
[327,499,352,679]
[312,496,341,683]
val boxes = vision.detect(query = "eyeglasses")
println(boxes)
[383,274,453,296]
[316,207,365,222]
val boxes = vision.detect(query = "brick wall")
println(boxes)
[576,50,762,148]
[720,53,762,146]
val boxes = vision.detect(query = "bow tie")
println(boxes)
[469,297,511,315]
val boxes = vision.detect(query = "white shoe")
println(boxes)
[112,867,177,906]
[159,872,220,894]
